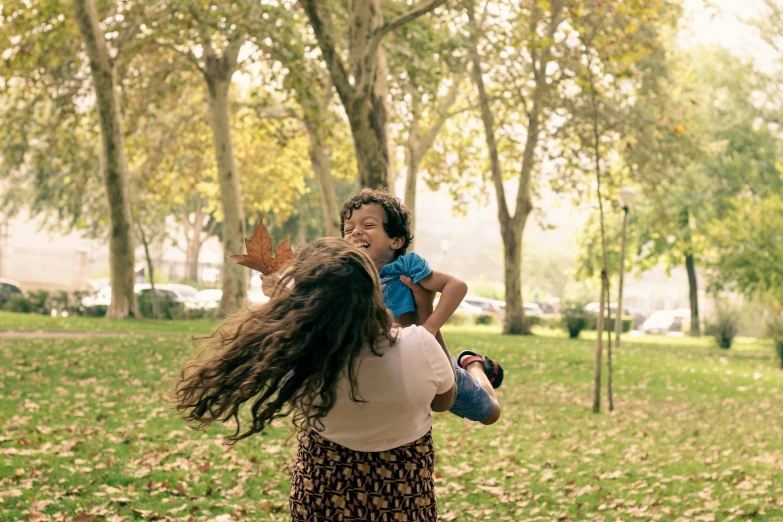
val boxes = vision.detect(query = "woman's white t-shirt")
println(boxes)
[316,325,455,452]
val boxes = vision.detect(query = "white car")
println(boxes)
[642,309,690,335]
[81,286,112,308]
[463,295,505,314]
[455,301,484,316]
[186,289,223,310]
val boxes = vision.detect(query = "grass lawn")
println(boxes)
[0,312,216,335]
[1,313,782,521]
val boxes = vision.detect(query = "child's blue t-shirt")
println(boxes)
[379,252,433,317]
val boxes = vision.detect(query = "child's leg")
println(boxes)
[449,356,501,425]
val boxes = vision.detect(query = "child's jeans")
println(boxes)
[448,356,496,422]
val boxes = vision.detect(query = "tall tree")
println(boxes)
[150,2,291,312]
[466,0,567,334]
[300,0,447,190]
[387,11,468,245]
[2,0,143,318]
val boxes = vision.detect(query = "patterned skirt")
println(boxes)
[289,430,437,521]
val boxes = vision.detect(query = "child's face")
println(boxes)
[342,203,404,268]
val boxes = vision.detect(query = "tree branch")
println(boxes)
[361,0,448,94]
[225,36,244,69]
[380,0,448,38]
[299,0,356,107]
[113,17,141,62]
[156,41,206,76]
[418,73,464,154]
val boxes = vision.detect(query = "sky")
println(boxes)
[680,0,775,69]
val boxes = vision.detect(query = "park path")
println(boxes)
[0,330,132,339]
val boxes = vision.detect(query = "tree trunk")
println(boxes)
[404,80,461,252]
[296,213,307,245]
[303,119,340,236]
[682,209,701,336]
[593,270,608,413]
[404,99,422,250]
[72,0,137,319]
[404,148,420,251]
[605,279,614,412]
[502,228,530,334]
[138,224,160,319]
[685,252,700,336]
[185,203,207,281]
[206,77,247,314]
[345,93,392,190]
[615,209,630,347]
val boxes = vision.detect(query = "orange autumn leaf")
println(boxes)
[229,218,293,275]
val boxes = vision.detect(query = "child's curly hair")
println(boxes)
[174,238,394,444]
[339,189,413,259]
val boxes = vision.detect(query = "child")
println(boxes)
[339,189,503,425]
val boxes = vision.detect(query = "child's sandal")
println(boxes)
[457,350,504,389]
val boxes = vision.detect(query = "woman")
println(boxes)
[175,238,456,521]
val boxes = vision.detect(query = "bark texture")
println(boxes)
[404,80,461,248]
[138,224,160,319]
[184,202,208,282]
[205,68,247,314]
[72,0,138,319]
[301,0,446,190]
[303,118,340,236]
[682,209,701,336]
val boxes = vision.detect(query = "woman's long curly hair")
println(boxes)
[174,238,394,444]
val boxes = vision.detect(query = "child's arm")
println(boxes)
[413,271,468,337]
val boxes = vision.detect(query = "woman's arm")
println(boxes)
[404,276,457,412]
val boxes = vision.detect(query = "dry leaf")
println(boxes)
[229,218,293,275]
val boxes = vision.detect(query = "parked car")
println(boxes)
[81,285,112,308]
[523,302,543,314]
[642,309,690,335]
[82,283,195,312]
[165,284,199,300]
[584,302,629,315]
[463,295,504,314]
[136,285,191,305]
[186,289,223,310]
[0,278,23,306]
[456,301,484,316]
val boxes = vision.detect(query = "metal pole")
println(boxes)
[615,207,629,347]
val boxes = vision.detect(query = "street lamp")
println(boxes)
[615,186,636,348]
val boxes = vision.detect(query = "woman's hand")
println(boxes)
[260,272,281,297]
[400,276,435,328]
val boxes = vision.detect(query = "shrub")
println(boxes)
[26,290,52,315]
[561,306,588,339]
[525,314,542,327]
[537,314,562,330]
[81,304,108,317]
[137,292,181,320]
[3,294,33,313]
[446,312,470,326]
[713,305,740,349]
[475,313,496,326]
[767,313,783,369]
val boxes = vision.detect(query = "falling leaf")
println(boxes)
[229,218,293,274]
